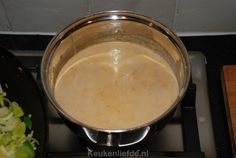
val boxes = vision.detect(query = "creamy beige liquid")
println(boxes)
[54,41,179,130]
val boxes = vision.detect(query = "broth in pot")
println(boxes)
[54,41,179,130]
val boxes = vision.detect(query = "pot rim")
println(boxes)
[41,10,191,133]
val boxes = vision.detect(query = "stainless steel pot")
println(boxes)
[41,11,190,147]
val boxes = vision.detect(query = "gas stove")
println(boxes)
[13,51,216,158]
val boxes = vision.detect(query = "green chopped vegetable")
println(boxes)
[23,116,32,130]
[15,141,35,158]
[9,102,24,117]
[0,133,12,145]
[0,89,38,158]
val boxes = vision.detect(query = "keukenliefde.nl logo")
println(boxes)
[88,149,149,157]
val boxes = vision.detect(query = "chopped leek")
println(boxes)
[0,89,38,158]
